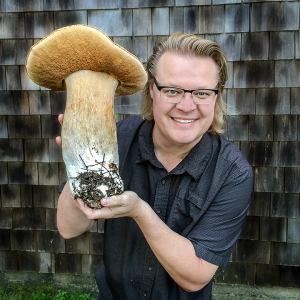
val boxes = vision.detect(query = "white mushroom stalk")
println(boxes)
[63,70,123,208]
[25,25,147,208]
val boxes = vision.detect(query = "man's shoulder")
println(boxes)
[216,134,252,173]
[117,115,144,133]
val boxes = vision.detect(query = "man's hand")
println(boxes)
[55,114,64,147]
[74,191,145,221]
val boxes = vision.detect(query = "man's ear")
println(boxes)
[149,83,154,99]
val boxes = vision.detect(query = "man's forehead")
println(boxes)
[155,52,219,81]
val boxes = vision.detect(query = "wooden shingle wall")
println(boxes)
[0,0,299,289]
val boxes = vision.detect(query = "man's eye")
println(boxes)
[194,90,210,97]
[167,89,178,95]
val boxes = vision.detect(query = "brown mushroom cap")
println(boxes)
[25,24,147,96]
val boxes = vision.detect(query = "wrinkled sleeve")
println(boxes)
[188,166,253,266]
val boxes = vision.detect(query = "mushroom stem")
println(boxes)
[62,70,124,208]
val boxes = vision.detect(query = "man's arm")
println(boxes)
[74,192,218,292]
[57,181,95,239]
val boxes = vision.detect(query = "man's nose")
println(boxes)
[176,92,197,110]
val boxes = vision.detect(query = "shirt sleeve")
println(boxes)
[187,165,253,266]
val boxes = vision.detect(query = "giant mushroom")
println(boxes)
[25,25,147,208]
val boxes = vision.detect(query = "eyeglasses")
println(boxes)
[153,77,219,105]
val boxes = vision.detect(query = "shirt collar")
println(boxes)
[136,120,214,180]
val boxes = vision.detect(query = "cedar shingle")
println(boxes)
[275,60,300,88]
[285,168,300,193]
[234,61,275,88]
[256,88,290,115]
[8,116,41,139]
[8,162,38,185]
[241,32,269,61]
[6,66,21,90]
[54,10,87,29]
[25,139,49,162]
[280,266,300,288]
[1,184,20,207]
[287,218,300,243]
[55,253,82,274]
[41,115,60,138]
[272,242,300,266]
[0,229,11,250]
[170,7,184,34]
[6,0,43,12]
[44,0,75,11]
[20,185,33,207]
[248,192,271,217]
[278,142,300,167]
[184,7,199,34]
[28,91,51,115]
[33,185,55,208]
[74,0,119,9]
[274,115,297,142]
[199,5,224,34]
[0,13,25,38]
[46,208,57,231]
[66,232,90,254]
[37,230,65,253]
[25,12,54,38]
[88,9,132,37]
[227,115,248,141]
[234,240,271,264]
[11,230,37,251]
[260,217,287,242]
[89,232,104,255]
[0,207,12,229]
[0,162,8,184]
[225,4,249,33]
[238,216,259,240]
[12,207,45,230]
[270,193,299,218]
[215,262,256,285]
[241,141,278,167]
[256,264,280,286]
[38,163,59,186]
[269,32,294,60]
[133,8,152,36]
[0,250,18,271]
[254,167,284,193]
[251,2,299,32]
[82,254,103,276]
[153,8,169,36]
[249,116,273,141]
[0,139,23,162]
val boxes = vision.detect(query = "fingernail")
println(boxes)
[102,198,109,205]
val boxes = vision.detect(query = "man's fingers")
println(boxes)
[76,198,115,219]
[58,114,64,125]
[56,136,62,147]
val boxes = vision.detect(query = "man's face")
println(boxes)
[150,52,219,150]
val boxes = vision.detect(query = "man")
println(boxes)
[57,33,253,300]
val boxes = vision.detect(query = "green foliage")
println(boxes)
[0,285,96,300]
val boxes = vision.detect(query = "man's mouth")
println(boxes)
[172,118,197,123]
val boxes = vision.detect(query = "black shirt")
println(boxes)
[95,115,253,300]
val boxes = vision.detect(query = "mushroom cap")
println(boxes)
[25,24,147,96]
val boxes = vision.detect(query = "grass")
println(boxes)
[0,285,96,300]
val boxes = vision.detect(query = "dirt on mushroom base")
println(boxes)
[72,164,123,209]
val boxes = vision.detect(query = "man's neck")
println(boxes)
[153,140,198,173]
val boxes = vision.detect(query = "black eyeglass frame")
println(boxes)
[153,77,219,105]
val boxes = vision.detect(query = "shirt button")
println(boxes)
[161,179,166,185]
[156,209,161,214]
[143,293,147,297]
[148,266,152,271]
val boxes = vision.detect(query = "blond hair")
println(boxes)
[141,33,228,134]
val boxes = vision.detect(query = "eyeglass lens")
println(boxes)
[160,87,216,104]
